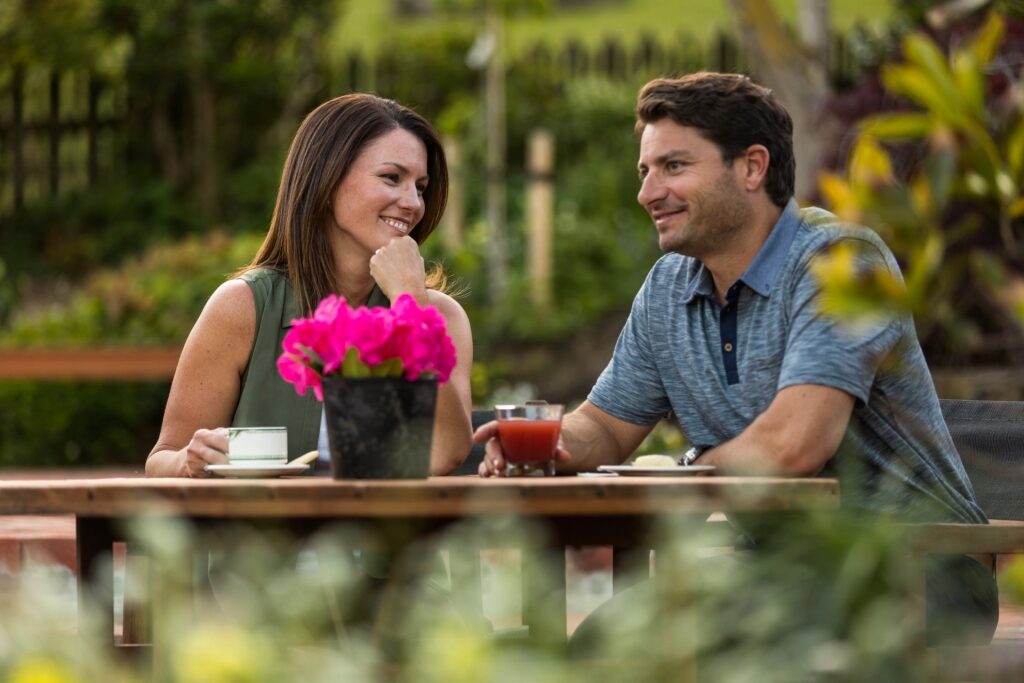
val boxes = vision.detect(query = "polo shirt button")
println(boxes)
[724,343,734,352]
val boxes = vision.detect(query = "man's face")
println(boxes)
[636,119,752,259]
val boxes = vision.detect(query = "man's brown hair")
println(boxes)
[636,72,795,207]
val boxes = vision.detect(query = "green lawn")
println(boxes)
[333,0,895,56]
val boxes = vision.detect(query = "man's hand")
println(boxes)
[472,419,571,477]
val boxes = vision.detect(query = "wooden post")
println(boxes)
[440,135,464,251]
[12,64,25,213]
[798,0,831,70]
[484,1,507,306]
[49,71,60,197]
[526,129,554,312]
[347,51,362,92]
[88,74,100,186]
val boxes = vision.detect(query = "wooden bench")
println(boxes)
[0,515,77,576]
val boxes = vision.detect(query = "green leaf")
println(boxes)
[967,11,1005,66]
[881,65,963,124]
[859,113,933,140]
[294,345,324,373]
[952,51,985,119]
[996,170,1017,203]
[341,347,370,377]
[969,249,1009,287]
[901,33,961,110]
[369,358,404,378]
[904,232,944,299]
[849,137,894,188]
[1010,197,1024,219]
[1007,116,1024,180]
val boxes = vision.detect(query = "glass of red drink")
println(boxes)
[494,403,564,477]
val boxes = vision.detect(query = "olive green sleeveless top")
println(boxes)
[232,268,389,459]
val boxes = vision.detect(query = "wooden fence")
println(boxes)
[0,66,126,218]
[343,31,864,94]
[0,31,870,221]
[0,347,180,381]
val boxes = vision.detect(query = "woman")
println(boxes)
[146,94,473,477]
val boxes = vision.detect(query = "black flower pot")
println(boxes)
[321,376,438,479]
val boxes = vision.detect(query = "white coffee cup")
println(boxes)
[228,427,288,466]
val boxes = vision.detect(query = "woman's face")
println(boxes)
[329,128,429,255]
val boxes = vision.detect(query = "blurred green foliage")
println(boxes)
[0,232,262,466]
[0,380,167,468]
[816,11,1024,364]
[0,511,939,681]
[2,232,262,345]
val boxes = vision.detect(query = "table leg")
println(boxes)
[76,516,115,653]
[522,547,567,648]
[447,545,484,624]
[612,547,651,594]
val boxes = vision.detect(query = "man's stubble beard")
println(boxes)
[664,169,753,260]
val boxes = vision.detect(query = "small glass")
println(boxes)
[494,402,564,477]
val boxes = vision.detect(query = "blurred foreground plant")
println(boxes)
[0,509,940,682]
[817,12,1024,360]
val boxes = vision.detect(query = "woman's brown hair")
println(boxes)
[242,93,449,314]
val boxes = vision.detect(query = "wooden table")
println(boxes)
[0,475,839,652]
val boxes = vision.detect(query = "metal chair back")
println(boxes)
[940,398,1024,521]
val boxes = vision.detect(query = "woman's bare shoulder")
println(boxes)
[181,279,257,364]
[202,279,256,329]
[424,289,467,318]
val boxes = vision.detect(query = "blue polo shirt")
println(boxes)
[589,200,985,523]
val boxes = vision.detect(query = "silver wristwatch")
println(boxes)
[680,446,705,467]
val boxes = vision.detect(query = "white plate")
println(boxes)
[596,464,716,477]
[205,463,309,478]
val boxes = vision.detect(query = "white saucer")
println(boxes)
[205,463,309,478]
[596,464,716,477]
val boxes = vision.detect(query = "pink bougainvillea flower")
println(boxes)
[347,306,396,366]
[277,292,457,399]
[276,352,325,400]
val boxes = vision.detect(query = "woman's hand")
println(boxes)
[182,428,230,478]
[369,236,428,303]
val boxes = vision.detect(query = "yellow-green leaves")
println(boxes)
[967,10,1005,65]
[859,113,933,141]
[7,656,83,683]
[881,64,963,124]
[902,32,961,108]
[850,137,895,187]
[819,11,1023,343]
[880,13,1006,139]
[952,50,985,117]
[1007,115,1024,182]
[811,242,909,323]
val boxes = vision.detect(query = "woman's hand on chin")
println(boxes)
[369,236,428,303]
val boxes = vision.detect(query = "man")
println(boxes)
[475,72,997,645]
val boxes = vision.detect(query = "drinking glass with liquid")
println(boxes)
[494,402,564,477]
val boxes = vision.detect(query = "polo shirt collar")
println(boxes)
[681,198,801,303]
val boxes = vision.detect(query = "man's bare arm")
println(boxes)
[699,384,854,475]
[557,401,655,473]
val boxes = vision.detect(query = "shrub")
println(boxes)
[818,11,1024,366]
[0,231,264,467]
